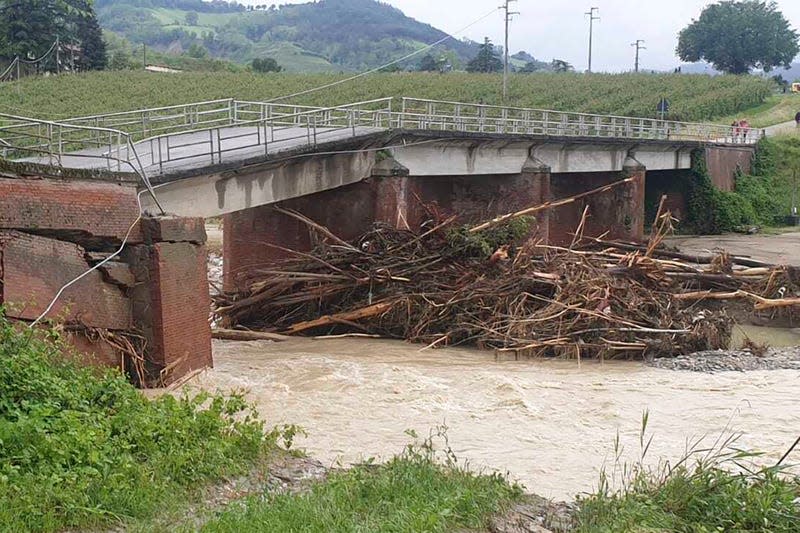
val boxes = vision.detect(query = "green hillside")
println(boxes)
[0,71,772,123]
[94,0,485,71]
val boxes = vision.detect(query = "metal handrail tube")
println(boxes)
[401,97,740,136]
[61,99,234,125]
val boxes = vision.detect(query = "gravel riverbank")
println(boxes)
[649,347,800,372]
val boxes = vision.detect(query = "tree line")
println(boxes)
[1,0,797,78]
[0,0,107,70]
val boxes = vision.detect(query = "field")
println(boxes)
[0,71,772,122]
[248,42,338,73]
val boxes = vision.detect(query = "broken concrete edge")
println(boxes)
[141,216,207,245]
[0,157,140,184]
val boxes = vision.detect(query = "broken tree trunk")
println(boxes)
[212,328,293,342]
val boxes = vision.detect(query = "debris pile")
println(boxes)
[213,208,799,360]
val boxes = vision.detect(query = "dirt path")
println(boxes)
[666,232,800,265]
[764,120,798,136]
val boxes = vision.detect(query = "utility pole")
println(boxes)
[55,35,60,75]
[143,44,147,69]
[585,7,599,73]
[502,0,519,101]
[631,39,645,72]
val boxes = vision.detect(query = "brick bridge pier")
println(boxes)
[0,167,211,385]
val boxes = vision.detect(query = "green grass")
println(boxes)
[0,312,274,532]
[577,465,800,532]
[574,418,800,532]
[202,431,523,533]
[149,7,239,27]
[0,71,772,121]
[718,93,800,128]
[249,42,338,73]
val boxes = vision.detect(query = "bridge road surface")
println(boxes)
[20,125,383,177]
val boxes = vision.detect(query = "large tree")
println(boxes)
[677,1,799,74]
[0,0,105,69]
[466,37,502,73]
[418,53,439,72]
[550,59,574,73]
[0,0,63,59]
[72,0,106,70]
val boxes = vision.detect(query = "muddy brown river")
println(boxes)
[194,337,800,501]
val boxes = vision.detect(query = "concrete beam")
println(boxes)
[390,140,692,176]
[141,151,377,218]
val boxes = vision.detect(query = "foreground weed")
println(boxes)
[0,312,273,532]
[202,426,523,533]
[576,411,800,532]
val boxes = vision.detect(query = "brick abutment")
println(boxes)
[0,175,211,386]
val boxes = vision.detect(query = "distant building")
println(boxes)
[145,64,183,74]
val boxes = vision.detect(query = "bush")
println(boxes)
[251,57,283,73]
[684,146,784,233]
[0,311,271,532]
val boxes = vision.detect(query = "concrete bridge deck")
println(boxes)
[1,97,758,180]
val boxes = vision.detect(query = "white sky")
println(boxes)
[241,0,800,71]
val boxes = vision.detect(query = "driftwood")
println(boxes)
[213,198,799,360]
[283,301,397,334]
[675,290,800,310]
[212,328,292,342]
[592,237,775,269]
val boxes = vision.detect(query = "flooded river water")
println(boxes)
[196,337,800,501]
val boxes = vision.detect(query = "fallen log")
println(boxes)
[212,328,292,342]
[590,238,775,269]
[282,301,398,335]
[674,290,800,310]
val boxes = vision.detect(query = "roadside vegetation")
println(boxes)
[0,70,771,122]
[718,93,800,129]
[575,415,800,532]
[707,134,800,232]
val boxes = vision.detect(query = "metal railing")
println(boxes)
[398,98,763,144]
[0,112,145,172]
[136,97,394,172]
[0,96,761,177]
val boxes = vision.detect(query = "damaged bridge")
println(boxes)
[0,97,758,384]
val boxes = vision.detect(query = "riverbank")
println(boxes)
[650,346,800,372]
[4,312,800,531]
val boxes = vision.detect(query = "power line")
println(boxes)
[268,7,501,104]
[501,0,519,101]
[585,7,600,73]
[631,39,646,73]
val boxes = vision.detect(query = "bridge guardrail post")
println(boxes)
[56,124,63,166]
[116,131,122,171]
